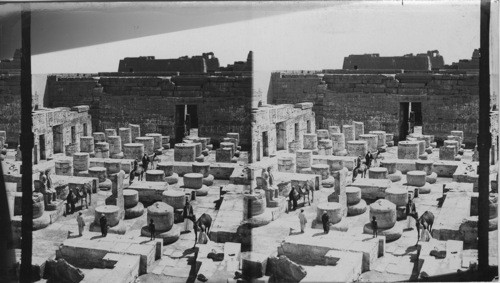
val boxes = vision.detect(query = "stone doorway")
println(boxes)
[175,104,199,143]
[39,134,46,160]
[53,125,63,154]
[276,122,286,151]
[399,102,422,141]
[262,131,269,157]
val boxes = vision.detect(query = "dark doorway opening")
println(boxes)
[53,125,63,154]
[307,120,311,133]
[71,126,76,144]
[256,141,261,162]
[295,123,299,141]
[187,105,198,128]
[39,134,46,160]
[262,131,269,157]
[175,104,199,143]
[399,102,422,141]
[276,122,286,151]
[83,123,88,136]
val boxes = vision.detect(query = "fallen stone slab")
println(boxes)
[351,179,391,200]
[44,258,84,283]
[58,232,159,275]
[280,232,379,272]
[433,191,471,241]
[362,221,403,242]
[241,252,268,278]
[266,255,307,283]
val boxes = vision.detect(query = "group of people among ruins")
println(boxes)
[129,153,159,184]
[37,170,57,206]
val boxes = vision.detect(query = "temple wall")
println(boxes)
[0,74,21,146]
[251,103,315,163]
[268,72,480,145]
[32,107,92,163]
[45,74,252,149]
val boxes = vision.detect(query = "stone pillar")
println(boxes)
[385,187,408,207]
[368,167,388,179]
[312,164,333,188]
[342,125,355,142]
[162,190,186,210]
[175,143,197,161]
[380,160,396,174]
[0,131,6,149]
[444,140,459,152]
[353,121,364,140]
[359,134,378,153]
[192,163,210,178]
[416,140,426,157]
[397,141,420,159]
[331,133,347,156]
[104,159,122,175]
[162,136,171,149]
[73,152,90,175]
[328,126,341,136]
[183,173,203,189]
[296,150,312,172]
[147,202,174,232]
[94,205,120,227]
[123,143,144,160]
[227,133,240,147]
[220,142,236,156]
[110,170,125,218]
[95,142,110,159]
[146,133,162,151]
[277,156,295,173]
[415,160,433,175]
[369,131,386,149]
[422,135,432,148]
[318,139,333,155]
[129,124,140,142]
[439,146,457,161]
[192,138,206,149]
[55,159,73,176]
[346,140,367,157]
[93,132,106,143]
[89,166,107,183]
[369,199,396,229]
[386,133,394,147]
[146,170,165,182]
[158,162,178,184]
[406,171,426,187]
[80,136,95,155]
[136,137,154,155]
[108,136,122,157]
[331,167,348,216]
[316,202,343,224]
[105,129,117,140]
[119,128,132,148]
[303,134,318,150]
[216,148,233,163]
[316,129,329,140]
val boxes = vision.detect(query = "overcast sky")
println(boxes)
[1,1,483,100]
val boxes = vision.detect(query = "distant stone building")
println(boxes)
[32,106,92,164]
[0,49,21,74]
[268,50,488,146]
[0,50,22,147]
[444,49,480,70]
[343,50,444,71]
[251,103,315,163]
[45,52,253,149]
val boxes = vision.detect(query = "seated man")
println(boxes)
[35,171,53,206]
[45,170,57,202]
